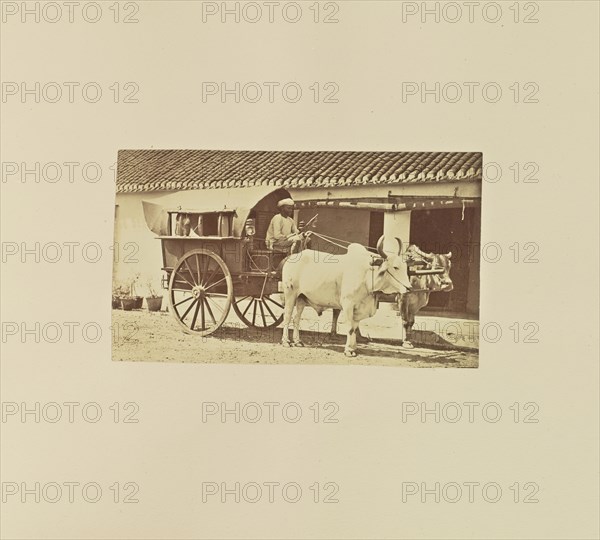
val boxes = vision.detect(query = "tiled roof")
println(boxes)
[116,150,482,193]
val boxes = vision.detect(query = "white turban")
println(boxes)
[277,198,295,207]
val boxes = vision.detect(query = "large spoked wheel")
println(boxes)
[232,290,285,329]
[168,249,233,336]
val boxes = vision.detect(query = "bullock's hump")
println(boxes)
[346,243,371,263]
[346,243,368,256]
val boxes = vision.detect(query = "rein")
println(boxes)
[309,231,380,254]
[309,231,349,251]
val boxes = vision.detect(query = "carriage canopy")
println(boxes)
[142,186,292,237]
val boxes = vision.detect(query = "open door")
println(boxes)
[410,206,480,314]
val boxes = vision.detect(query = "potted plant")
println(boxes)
[115,276,141,311]
[145,279,163,312]
[112,285,121,309]
[113,284,128,309]
[120,296,137,311]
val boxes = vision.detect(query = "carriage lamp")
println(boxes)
[245,218,256,237]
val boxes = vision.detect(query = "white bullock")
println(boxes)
[280,237,412,356]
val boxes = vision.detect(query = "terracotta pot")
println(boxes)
[132,296,143,309]
[112,296,120,309]
[120,298,136,311]
[146,296,163,312]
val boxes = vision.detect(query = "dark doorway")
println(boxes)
[368,211,384,249]
[410,207,480,314]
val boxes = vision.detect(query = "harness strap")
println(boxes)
[368,266,412,294]
[385,269,412,292]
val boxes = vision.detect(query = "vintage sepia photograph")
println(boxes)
[4,0,599,537]
[112,150,481,367]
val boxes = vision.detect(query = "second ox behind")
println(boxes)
[399,245,453,348]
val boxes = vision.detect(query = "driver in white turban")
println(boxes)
[266,198,303,252]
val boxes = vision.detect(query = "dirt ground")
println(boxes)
[112,308,478,368]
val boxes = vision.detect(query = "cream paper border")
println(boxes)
[1,1,598,539]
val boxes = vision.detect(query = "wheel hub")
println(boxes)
[191,285,205,299]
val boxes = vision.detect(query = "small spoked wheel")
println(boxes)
[168,249,232,336]
[232,293,285,329]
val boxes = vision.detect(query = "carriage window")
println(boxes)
[170,213,232,236]
[198,213,219,236]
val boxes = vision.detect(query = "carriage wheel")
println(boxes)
[168,249,233,336]
[232,291,285,329]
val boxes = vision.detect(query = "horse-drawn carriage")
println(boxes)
[142,186,302,336]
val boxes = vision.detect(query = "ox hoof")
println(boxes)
[293,341,305,347]
[402,341,414,349]
[282,341,292,348]
[344,350,357,358]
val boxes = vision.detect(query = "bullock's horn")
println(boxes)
[412,245,434,261]
[446,251,452,259]
[376,236,387,259]
[395,237,403,255]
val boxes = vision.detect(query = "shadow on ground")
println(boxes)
[212,325,467,365]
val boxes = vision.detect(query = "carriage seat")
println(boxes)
[247,239,288,273]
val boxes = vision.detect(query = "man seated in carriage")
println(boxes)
[265,198,305,253]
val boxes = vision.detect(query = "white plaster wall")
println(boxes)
[383,210,412,250]
[113,192,175,295]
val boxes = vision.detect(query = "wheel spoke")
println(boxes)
[174,295,194,308]
[203,254,210,279]
[234,295,252,306]
[262,298,277,320]
[242,298,254,318]
[252,300,257,326]
[179,298,198,321]
[204,276,227,292]
[200,299,206,330]
[183,259,197,286]
[259,301,267,326]
[176,271,195,289]
[195,254,202,284]
[203,263,219,287]
[203,298,217,325]
[190,299,201,330]
[206,295,225,314]
[265,296,284,309]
